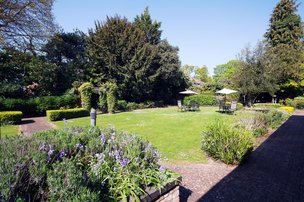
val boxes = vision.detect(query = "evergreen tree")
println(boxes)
[134,7,162,45]
[264,0,303,49]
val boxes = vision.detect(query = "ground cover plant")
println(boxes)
[0,127,178,201]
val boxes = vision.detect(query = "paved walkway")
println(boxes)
[20,117,55,136]
[199,110,304,201]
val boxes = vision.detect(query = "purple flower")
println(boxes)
[159,165,165,173]
[75,143,84,150]
[59,149,67,159]
[109,151,114,158]
[145,143,151,152]
[99,134,106,145]
[95,153,105,162]
[40,142,47,151]
[48,145,55,157]
[120,157,128,167]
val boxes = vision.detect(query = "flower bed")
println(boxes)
[0,127,179,201]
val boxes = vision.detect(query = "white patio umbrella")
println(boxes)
[179,90,199,95]
[216,88,237,95]
[216,88,238,103]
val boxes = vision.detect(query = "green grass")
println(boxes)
[53,107,237,163]
[0,124,19,138]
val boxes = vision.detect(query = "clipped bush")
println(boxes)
[106,82,118,114]
[126,102,140,110]
[279,106,295,114]
[202,120,253,164]
[0,111,22,124]
[78,82,94,110]
[253,103,281,108]
[0,127,178,201]
[47,108,89,121]
[184,94,217,106]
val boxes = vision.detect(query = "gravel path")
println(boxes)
[20,117,55,136]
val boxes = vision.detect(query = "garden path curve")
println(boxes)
[165,110,304,202]
[20,117,56,136]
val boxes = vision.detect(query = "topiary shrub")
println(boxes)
[0,127,178,201]
[184,94,217,106]
[0,111,23,124]
[202,120,253,164]
[78,82,94,111]
[106,82,118,114]
[47,108,89,121]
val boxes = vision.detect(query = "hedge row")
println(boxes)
[253,103,281,108]
[47,108,89,121]
[183,94,218,106]
[0,111,23,124]
[0,95,79,116]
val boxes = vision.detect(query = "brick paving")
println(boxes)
[199,110,304,201]
[20,117,55,136]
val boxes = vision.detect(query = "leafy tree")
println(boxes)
[134,7,162,45]
[213,60,241,88]
[264,0,303,49]
[152,40,188,102]
[195,65,209,83]
[0,0,57,54]
[232,42,278,106]
[43,31,88,93]
[264,0,304,98]
[0,47,59,97]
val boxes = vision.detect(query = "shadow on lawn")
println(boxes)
[197,115,304,202]
[20,119,35,125]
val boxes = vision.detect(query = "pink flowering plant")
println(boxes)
[0,126,178,201]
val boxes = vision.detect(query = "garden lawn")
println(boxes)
[1,125,19,138]
[53,107,237,163]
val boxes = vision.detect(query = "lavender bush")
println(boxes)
[0,127,178,201]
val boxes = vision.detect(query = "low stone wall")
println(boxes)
[156,185,180,202]
[138,176,182,202]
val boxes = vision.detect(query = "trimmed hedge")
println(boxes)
[184,94,217,106]
[0,95,79,116]
[253,103,281,108]
[47,108,89,121]
[0,111,23,124]
[285,97,304,109]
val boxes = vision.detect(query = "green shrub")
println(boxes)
[126,102,140,110]
[184,94,217,106]
[0,111,22,124]
[98,90,107,112]
[117,100,128,111]
[285,97,304,109]
[47,108,89,121]
[253,103,281,108]
[202,120,253,164]
[0,127,178,201]
[78,82,93,110]
[264,109,290,129]
[0,95,79,116]
[106,82,118,114]
[279,106,295,114]
[237,111,268,137]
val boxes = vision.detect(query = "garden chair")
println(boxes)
[219,100,224,112]
[177,100,186,111]
[228,101,237,114]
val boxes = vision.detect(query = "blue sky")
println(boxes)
[53,0,304,75]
